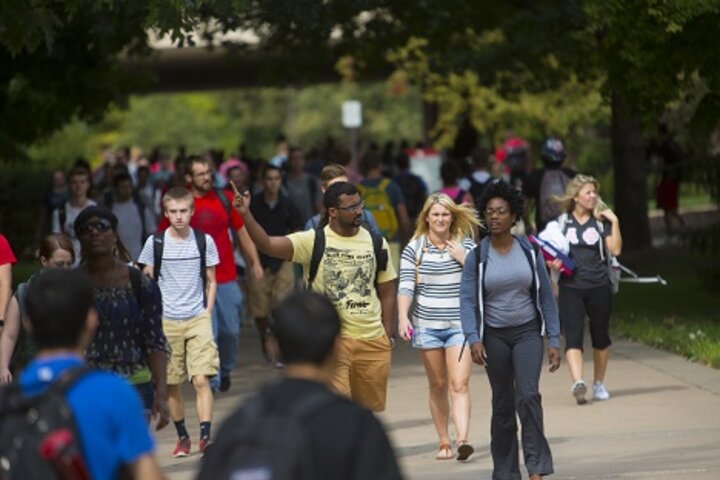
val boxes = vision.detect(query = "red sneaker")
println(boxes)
[172,438,191,458]
[198,437,211,455]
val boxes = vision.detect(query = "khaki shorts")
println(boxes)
[163,311,219,385]
[247,261,295,318]
[330,335,392,412]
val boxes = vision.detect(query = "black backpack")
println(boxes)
[468,176,489,215]
[394,173,426,220]
[0,366,92,480]
[151,228,208,306]
[198,387,338,480]
[307,226,388,290]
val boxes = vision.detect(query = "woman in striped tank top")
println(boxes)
[397,192,480,461]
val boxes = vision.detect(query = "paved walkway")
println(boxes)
[157,324,720,479]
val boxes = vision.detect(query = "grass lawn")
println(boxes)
[612,246,720,368]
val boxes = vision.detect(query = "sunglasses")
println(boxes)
[77,219,113,235]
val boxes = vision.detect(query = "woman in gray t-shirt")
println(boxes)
[459,180,560,480]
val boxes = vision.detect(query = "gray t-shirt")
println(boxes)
[113,200,156,262]
[558,216,610,289]
[484,240,537,328]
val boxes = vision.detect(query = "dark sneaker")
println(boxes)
[172,438,191,458]
[219,375,231,392]
[457,442,474,461]
[572,380,588,405]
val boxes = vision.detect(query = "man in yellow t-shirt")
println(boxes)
[231,181,397,411]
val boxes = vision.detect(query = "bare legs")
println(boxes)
[167,375,213,425]
[420,345,472,457]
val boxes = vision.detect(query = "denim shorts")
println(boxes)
[412,326,465,350]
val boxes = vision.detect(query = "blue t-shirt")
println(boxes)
[20,355,155,480]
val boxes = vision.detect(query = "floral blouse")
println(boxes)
[86,269,169,377]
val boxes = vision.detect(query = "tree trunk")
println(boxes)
[611,92,652,251]
[421,100,438,146]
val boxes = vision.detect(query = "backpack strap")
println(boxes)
[194,228,208,307]
[414,236,426,284]
[307,227,325,289]
[152,233,164,281]
[1,366,92,412]
[47,365,93,397]
[367,226,388,283]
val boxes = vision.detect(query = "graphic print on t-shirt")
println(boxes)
[581,226,601,246]
[322,246,374,315]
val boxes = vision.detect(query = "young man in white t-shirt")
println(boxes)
[139,187,220,457]
[51,167,96,265]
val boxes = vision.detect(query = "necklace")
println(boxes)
[427,236,449,257]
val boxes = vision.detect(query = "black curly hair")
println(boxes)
[477,179,524,220]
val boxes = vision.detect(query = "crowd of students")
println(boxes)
[0,135,624,480]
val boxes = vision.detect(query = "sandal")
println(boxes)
[456,441,474,461]
[435,443,454,460]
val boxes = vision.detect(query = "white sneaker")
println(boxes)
[571,380,588,405]
[593,382,610,401]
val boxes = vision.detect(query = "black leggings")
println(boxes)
[558,283,613,351]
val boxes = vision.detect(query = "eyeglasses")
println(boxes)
[484,208,510,217]
[77,219,113,235]
[337,201,364,212]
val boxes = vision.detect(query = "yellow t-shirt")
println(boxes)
[288,226,397,339]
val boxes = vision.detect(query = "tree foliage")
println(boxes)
[25,82,422,166]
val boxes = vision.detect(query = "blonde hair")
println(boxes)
[412,193,480,241]
[163,187,194,210]
[554,174,609,217]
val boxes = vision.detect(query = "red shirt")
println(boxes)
[158,190,244,284]
[0,235,17,266]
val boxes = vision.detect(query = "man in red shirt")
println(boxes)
[158,156,262,392]
[0,234,16,337]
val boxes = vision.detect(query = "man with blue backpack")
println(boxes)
[0,269,163,480]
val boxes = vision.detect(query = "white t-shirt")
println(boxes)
[51,199,97,266]
[138,230,220,320]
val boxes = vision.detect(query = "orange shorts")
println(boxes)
[329,335,392,412]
